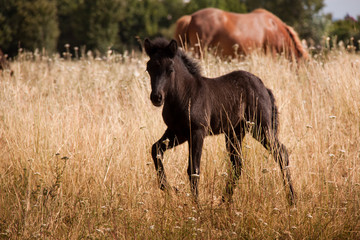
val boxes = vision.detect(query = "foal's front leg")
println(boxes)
[187,129,205,200]
[152,128,184,190]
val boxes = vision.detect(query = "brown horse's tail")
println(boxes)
[267,88,279,136]
[284,25,309,60]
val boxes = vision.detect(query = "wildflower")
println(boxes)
[273,207,280,213]
[134,70,140,77]
[246,121,255,127]
[235,211,242,217]
[188,217,197,222]
[149,225,155,230]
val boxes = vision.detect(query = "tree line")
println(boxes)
[0,0,359,57]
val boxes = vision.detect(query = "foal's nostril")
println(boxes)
[150,92,163,106]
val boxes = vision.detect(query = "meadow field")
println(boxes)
[0,47,359,239]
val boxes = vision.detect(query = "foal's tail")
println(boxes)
[267,88,279,136]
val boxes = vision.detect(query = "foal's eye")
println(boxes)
[167,67,174,74]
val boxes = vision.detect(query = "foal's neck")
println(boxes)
[167,56,201,105]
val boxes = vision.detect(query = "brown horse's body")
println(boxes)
[176,8,308,60]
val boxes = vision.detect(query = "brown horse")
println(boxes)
[179,8,308,60]
[144,37,295,204]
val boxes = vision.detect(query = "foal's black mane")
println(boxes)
[178,50,202,77]
[150,38,202,77]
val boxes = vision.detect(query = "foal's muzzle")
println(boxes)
[150,92,164,107]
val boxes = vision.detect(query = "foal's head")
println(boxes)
[144,38,178,107]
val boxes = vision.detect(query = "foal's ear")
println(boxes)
[167,39,178,58]
[144,38,154,56]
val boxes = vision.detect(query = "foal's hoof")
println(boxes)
[159,184,167,191]
[288,195,296,206]
[221,195,234,205]
[212,196,224,206]
[159,184,180,195]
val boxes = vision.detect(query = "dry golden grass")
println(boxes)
[0,49,359,239]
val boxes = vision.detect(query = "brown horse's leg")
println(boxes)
[187,129,205,201]
[223,125,245,202]
[152,128,185,191]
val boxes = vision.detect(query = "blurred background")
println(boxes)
[0,0,359,57]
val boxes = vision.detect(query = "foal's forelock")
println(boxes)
[148,58,174,107]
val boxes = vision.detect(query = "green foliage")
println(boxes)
[1,0,358,55]
[0,0,59,56]
[328,16,360,49]
[117,0,185,51]
[185,0,246,14]
[85,0,122,53]
[0,0,15,50]
[57,0,122,54]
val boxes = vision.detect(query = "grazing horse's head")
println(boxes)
[144,38,178,107]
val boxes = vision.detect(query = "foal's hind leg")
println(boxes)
[260,130,296,205]
[223,125,245,202]
[272,139,295,205]
[152,128,185,191]
[187,129,205,201]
